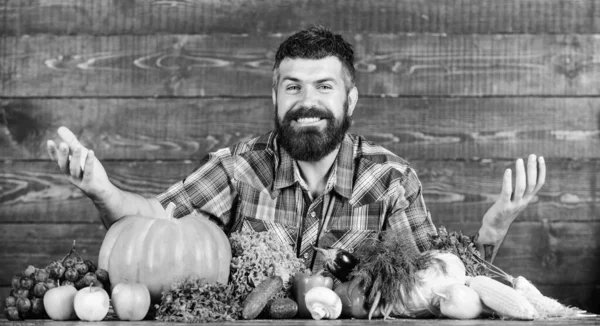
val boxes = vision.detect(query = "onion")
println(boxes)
[434,283,483,319]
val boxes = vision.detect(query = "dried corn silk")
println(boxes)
[512,276,585,318]
[468,276,536,320]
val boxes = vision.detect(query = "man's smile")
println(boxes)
[291,117,327,128]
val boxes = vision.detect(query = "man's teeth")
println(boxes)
[297,117,321,124]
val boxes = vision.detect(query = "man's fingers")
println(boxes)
[501,168,513,200]
[533,156,546,193]
[47,140,58,161]
[82,150,95,179]
[513,158,526,201]
[57,126,83,150]
[57,142,71,174]
[526,154,538,195]
[69,147,85,178]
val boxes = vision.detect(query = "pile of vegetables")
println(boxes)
[154,228,307,322]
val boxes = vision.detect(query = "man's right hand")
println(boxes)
[47,126,111,201]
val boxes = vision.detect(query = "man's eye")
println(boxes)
[286,85,300,91]
[318,84,332,90]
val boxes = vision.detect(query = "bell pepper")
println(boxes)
[291,271,334,319]
[334,278,369,319]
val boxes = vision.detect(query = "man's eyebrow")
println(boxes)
[280,76,338,84]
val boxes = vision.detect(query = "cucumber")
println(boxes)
[268,298,298,319]
[241,276,284,320]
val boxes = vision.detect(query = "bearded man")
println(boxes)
[47,26,545,269]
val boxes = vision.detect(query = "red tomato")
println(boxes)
[334,279,369,319]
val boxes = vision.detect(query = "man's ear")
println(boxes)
[272,88,277,107]
[347,86,358,116]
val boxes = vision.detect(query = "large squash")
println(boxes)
[98,202,231,303]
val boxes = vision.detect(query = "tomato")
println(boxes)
[111,282,151,321]
[334,279,369,319]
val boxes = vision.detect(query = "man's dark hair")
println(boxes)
[272,25,355,90]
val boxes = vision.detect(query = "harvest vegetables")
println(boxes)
[292,271,334,318]
[334,279,369,319]
[304,286,342,320]
[4,241,109,321]
[313,246,358,282]
[474,256,586,318]
[241,275,284,320]
[467,275,537,320]
[229,229,307,301]
[434,283,483,319]
[155,276,240,323]
[98,202,232,303]
[155,229,306,322]
[350,231,467,319]
[265,298,298,319]
[429,226,489,277]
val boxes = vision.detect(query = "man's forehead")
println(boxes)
[278,56,345,82]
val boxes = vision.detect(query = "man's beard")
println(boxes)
[275,101,351,162]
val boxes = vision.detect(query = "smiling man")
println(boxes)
[47,26,545,269]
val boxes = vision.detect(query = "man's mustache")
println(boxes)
[283,107,334,122]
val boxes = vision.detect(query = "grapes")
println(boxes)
[64,268,79,282]
[74,262,88,275]
[22,265,36,278]
[16,297,31,314]
[33,282,48,297]
[30,297,45,316]
[19,277,34,290]
[5,306,20,321]
[34,269,49,283]
[11,275,21,290]
[5,296,16,307]
[3,240,110,320]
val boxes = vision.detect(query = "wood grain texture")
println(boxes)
[2,97,599,160]
[2,0,600,35]
[2,159,599,224]
[4,34,600,96]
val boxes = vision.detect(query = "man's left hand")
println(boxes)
[477,154,546,261]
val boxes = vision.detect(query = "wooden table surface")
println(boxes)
[1,315,599,326]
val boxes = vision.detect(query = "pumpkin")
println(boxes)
[98,202,231,303]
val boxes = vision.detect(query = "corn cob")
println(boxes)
[468,275,537,320]
[512,276,585,318]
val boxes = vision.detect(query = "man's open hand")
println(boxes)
[47,126,111,200]
[478,154,546,260]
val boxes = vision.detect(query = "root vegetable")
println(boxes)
[434,283,482,319]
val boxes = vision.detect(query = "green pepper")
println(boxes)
[291,271,334,319]
[334,278,369,319]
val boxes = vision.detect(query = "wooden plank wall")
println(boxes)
[1,0,599,313]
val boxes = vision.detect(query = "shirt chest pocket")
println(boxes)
[233,183,299,248]
[318,229,377,253]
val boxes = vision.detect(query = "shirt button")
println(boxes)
[303,253,309,259]
[310,211,316,218]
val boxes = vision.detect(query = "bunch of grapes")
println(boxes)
[3,241,111,321]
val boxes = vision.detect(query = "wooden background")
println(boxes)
[1,0,599,314]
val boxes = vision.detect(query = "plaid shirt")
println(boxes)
[157,131,436,271]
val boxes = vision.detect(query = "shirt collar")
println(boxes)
[272,132,355,199]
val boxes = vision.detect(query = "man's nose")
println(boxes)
[299,86,319,107]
